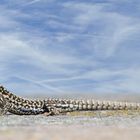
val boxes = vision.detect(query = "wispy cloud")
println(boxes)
[0,0,140,95]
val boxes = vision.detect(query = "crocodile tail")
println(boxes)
[45,99,140,112]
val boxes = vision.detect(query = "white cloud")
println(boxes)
[0,33,87,93]
[0,1,140,94]
[63,1,140,58]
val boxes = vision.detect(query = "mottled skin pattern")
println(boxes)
[0,85,140,116]
[0,86,46,115]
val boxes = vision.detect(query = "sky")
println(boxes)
[0,0,140,95]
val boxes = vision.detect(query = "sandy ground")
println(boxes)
[0,111,140,140]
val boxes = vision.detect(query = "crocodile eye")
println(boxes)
[4,90,8,93]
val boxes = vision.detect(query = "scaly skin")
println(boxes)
[0,86,46,115]
[0,85,140,115]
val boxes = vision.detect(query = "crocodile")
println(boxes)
[0,85,140,116]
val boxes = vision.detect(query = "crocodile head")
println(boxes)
[0,86,7,107]
[0,94,6,108]
[0,85,10,97]
[0,86,10,115]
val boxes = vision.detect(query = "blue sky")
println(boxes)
[0,0,140,95]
